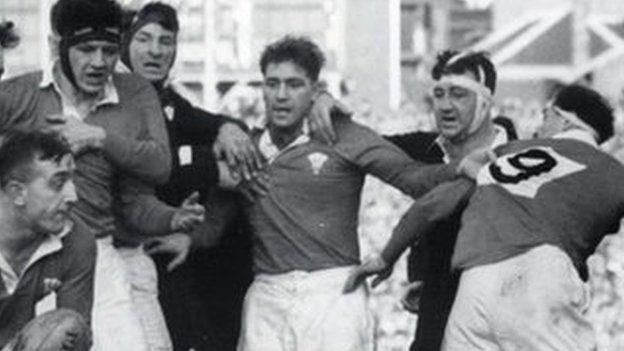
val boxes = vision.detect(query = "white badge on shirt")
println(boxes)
[178,145,193,166]
[36,277,62,316]
[164,106,175,121]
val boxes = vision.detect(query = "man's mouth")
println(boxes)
[85,72,106,82]
[143,61,162,69]
[273,107,292,115]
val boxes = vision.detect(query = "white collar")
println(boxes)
[552,129,598,148]
[40,61,120,113]
[258,122,310,163]
[0,221,73,295]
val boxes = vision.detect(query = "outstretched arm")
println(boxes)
[343,178,475,293]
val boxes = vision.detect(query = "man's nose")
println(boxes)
[276,84,288,100]
[91,49,106,67]
[148,41,162,57]
[63,181,78,204]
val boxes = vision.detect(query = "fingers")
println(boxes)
[334,99,353,117]
[144,241,166,255]
[167,250,188,272]
[342,268,363,294]
[371,271,390,288]
[182,191,200,207]
[46,114,68,124]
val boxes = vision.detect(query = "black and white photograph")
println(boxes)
[2,0,624,350]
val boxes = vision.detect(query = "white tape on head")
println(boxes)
[433,74,493,135]
[434,75,492,99]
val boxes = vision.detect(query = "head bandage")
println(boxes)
[433,74,493,134]
[551,105,599,140]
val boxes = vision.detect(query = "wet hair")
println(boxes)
[553,84,614,144]
[260,36,325,81]
[0,130,71,187]
[432,50,497,93]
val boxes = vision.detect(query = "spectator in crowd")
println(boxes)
[0,130,94,351]
[116,3,256,350]
[347,84,623,351]
[0,20,19,79]
[0,0,201,349]
[213,35,473,351]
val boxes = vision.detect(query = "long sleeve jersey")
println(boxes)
[382,137,624,281]
[0,71,171,238]
[247,118,457,274]
[0,220,96,347]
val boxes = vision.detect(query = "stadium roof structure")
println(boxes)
[470,6,624,83]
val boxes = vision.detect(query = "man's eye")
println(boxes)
[103,47,119,56]
[450,88,469,98]
[76,46,95,53]
[432,89,444,98]
[264,81,278,89]
[287,81,304,89]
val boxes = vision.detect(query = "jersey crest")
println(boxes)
[308,152,328,175]
[477,146,586,198]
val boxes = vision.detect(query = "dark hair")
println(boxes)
[432,50,497,93]
[0,130,71,187]
[132,2,179,33]
[553,84,614,144]
[260,36,325,81]
[51,0,122,37]
[0,21,19,49]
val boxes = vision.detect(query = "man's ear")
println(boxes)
[48,34,60,61]
[4,180,27,207]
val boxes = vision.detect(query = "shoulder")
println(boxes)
[0,71,43,96]
[385,131,441,160]
[111,72,157,101]
[60,220,96,260]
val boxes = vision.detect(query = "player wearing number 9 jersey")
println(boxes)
[443,85,624,351]
[349,84,624,351]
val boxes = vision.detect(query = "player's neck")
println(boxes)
[268,122,305,150]
[0,213,42,275]
[445,122,496,162]
[53,64,102,113]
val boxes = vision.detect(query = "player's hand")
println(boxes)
[400,281,424,314]
[457,146,496,179]
[308,90,352,145]
[342,255,393,294]
[46,114,106,155]
[144,233,192,272]
[169,192,205,232]
[237,171,269,201]
[213,123,264,181]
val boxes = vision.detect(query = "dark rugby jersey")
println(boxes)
[453,136,624,279]
[247,118,457,274]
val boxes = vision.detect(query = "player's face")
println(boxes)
[263,61,316,132]
[68,40,119,95]
[535,103,567,139]
[129,23,176,82]
[432,72,478,142]
[19,155,77,234]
